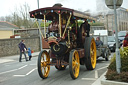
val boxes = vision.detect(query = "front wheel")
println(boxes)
[38,50,50,79]
[69,49,80,79]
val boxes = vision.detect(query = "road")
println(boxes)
[0,54,113,85]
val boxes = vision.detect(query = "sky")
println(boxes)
[0,0,128,17]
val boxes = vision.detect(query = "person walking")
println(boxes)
[18,40,28,62]
[28,47,32,61]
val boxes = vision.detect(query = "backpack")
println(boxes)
[18,43,21,48]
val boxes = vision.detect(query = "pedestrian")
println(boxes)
[123,32,128,47]
[28,47,32,61]
[18,40,28,62]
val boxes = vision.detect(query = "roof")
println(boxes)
[0,21,20,30]
[29,5,96,21]
[29,5,73,15]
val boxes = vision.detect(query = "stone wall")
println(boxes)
[0,37,40,57]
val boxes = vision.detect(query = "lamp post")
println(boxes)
[37,0,43,51]
[106,15,109,35]
[113,0,121,73]
[105,0,123,74]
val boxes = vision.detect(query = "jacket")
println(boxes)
[95,40,103,47]
[123,34,128,47]
[18,42,27,52]
[123,40,128,47]
[28,48,31,56]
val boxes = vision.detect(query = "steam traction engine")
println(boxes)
[29,4,97,79]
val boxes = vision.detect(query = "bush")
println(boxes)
[106,47,128,82]
[120,72,128,82]
[106,69,118,80]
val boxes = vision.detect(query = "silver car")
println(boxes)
[108,36,121,52]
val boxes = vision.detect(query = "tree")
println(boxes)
[19,2,31,28]
[0,2,35,29]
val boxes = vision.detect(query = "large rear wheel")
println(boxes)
[84,37,97,70]
[38,50,50,79]
[69,49,80,79]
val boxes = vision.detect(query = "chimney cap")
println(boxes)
[53,3,63,7]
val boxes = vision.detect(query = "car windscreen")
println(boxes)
[118,31,126,37]
[108,37,115,42]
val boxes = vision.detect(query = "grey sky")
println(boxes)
[0,0,128,17]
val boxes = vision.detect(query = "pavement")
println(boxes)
[0,51,107,85]
[0,52,40,63]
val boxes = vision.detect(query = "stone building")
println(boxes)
[96,0,128,35]
[117,7,128,31]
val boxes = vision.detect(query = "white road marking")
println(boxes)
[93,66,108,78]
[0,65,27,75]
[18,65,27,69]
[96,66,108,71]
[13,75,25,77]
[82,65,108,80]
[0,69,18,75]
[26,68,37,75]
[81,78,97,80]
[95,71,98,78]
[13,68,37,77]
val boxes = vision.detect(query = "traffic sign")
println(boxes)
[105,0,123,9]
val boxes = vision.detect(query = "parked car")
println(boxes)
[118,31,127,45]
[108,36,121,52]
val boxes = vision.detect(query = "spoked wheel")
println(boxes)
[84,37,97,70]
[69,49,80,79]
[38,50,50,79]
